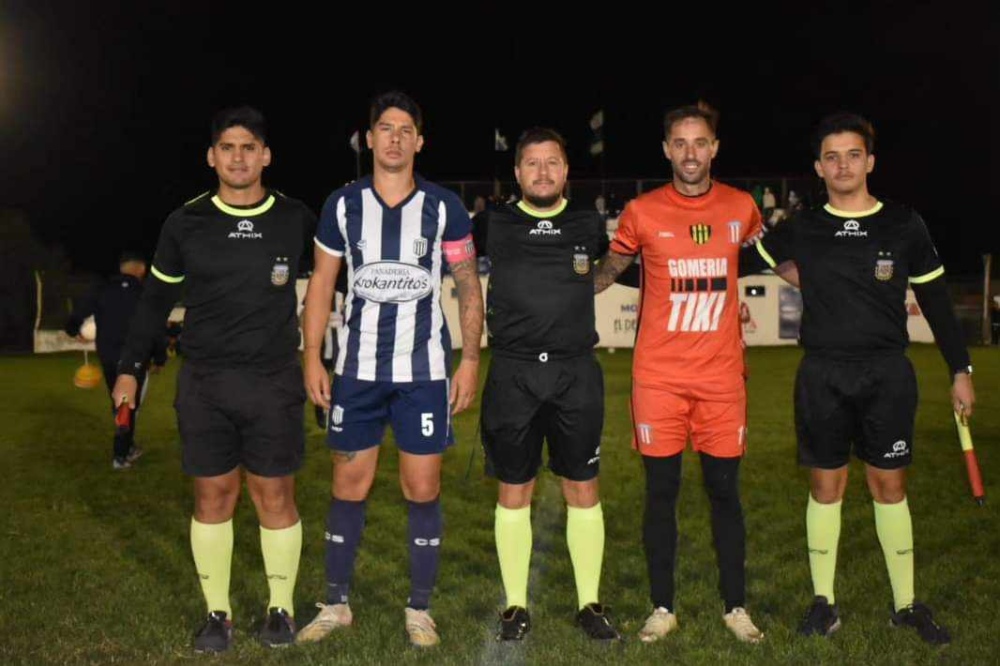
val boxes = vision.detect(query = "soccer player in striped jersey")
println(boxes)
[298,91,484,648]
[740,113,975,645]
[594,105,769,644]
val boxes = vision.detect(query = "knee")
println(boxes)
[249,485,295,517]
[401,478,440,503]
[563,478,599,508]
[194,488,240,522]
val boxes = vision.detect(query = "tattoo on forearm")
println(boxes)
[450,258,484,361]
[594,251,636,293]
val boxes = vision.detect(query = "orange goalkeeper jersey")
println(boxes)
[611,182,762,400]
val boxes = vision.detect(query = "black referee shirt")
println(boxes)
[474,200,608,359]
[120,190,315,372]
[740,200,948,360]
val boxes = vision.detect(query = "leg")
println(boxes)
[563,477,604,610]
[327,447,380,604]
[807,466,848,604]
[481,357,544,616]
[642,454,682,612]
[867,465,914,611]
[399,451,443,612]
[246,473,301,620]
[191,469,242,619]
[496,480,536,612]
[699,453,745,612]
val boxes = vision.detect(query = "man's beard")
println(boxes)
[522,192,561,209]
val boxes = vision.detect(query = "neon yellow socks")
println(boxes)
[495,505,532,608]
[874,498,915,611]
[567,503,605,610]
[190,518,233,617]
[806,495,841,604]
[260,521,302,612]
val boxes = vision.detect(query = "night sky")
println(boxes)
[3,2,997,276]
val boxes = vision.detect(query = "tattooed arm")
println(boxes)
[448,257,484,414]
[594,250,637,294]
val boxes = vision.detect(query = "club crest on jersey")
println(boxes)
[271,257,290,286]
[413,237,428,258]
[573,246,590,275]
[690,223,711,245]
[875,251,894,281]
[637,423,653,445]
[728,221,742,244]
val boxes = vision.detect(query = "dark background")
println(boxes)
[3,1,997,276]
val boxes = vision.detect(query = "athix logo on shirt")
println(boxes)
[529,220,561,236]
[666,258,728,332]
[834,219,868,238]
[353,261,432,303]
[228,219,263,240]
[884,440,909,459]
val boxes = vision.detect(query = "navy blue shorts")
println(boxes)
[327,375,453,455]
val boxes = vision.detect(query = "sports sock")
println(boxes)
[643,454,682,611]
[190,518,233,617]
[806,494,842,604]
[701,454,746,612]
[324,498,366,605]
[260,521,302,612]
[874,497,915,611]
[495,504,532,609]
[407,497,442,610]
[566,503,605,609]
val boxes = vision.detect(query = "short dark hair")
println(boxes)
[369,91,423,133]
[514,127,568,166]
[211,106,267,145]
[118,250,146,267]
[812,112,875,158]
[663,105,718,138]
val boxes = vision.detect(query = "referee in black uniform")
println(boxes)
[65,252,167,469]
[475,127,621,642]
[741,112,975,645]
[114,107,316,652]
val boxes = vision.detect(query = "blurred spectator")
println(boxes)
[762,186,777,221]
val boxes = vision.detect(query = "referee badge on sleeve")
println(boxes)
[271,257,290,286]
[573,247,590,275]
[875,252,894,281]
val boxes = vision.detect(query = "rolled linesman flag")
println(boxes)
[953,411,986,506]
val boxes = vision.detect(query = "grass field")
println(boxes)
[1,345,997,665]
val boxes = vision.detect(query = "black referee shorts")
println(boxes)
[174,361,306,478]
[794,354,917,471]
[480,353,604,484]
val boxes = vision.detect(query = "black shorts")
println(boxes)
[174,361,306,478]
[794,354,917,470]
[480,353,604,484]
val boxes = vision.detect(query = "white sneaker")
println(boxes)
[639,607,678,643]
[723,607,764,643]
[404,607,439,647]
[295,602,352,643]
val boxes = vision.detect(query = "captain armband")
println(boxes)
[442,234,476,265]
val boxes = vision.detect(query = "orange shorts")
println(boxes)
[630,383,747,458]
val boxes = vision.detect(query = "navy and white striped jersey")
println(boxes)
[315,175,472,382]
